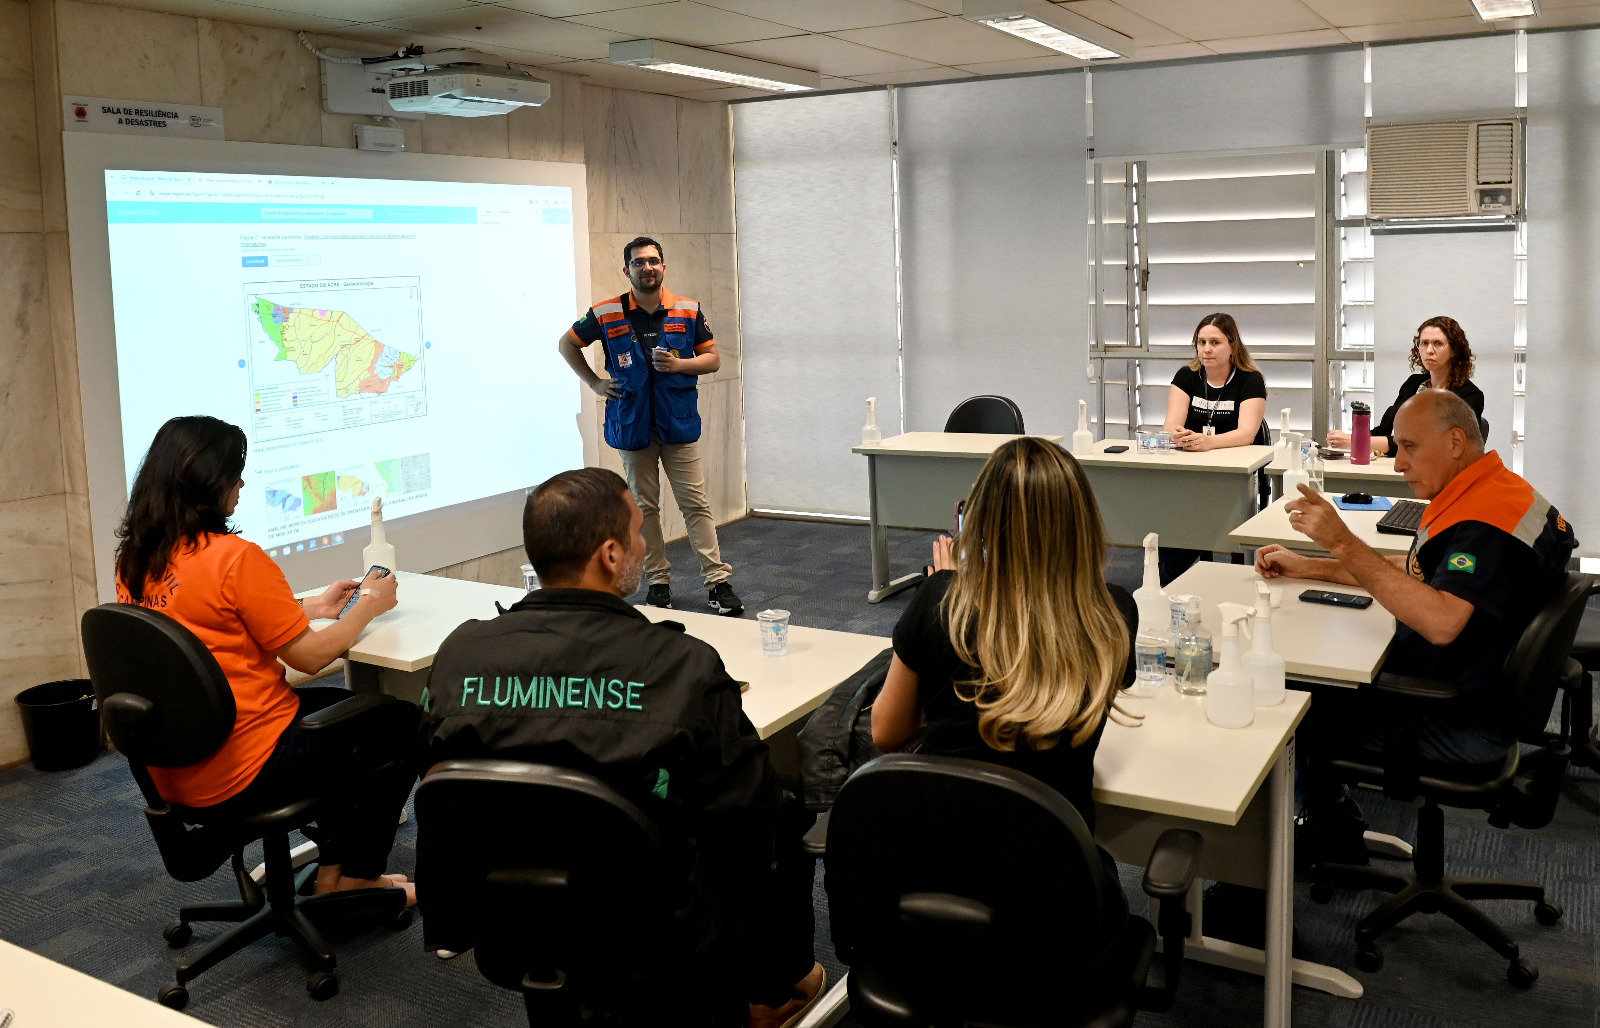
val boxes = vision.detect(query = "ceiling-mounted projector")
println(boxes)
[387,63,549,117]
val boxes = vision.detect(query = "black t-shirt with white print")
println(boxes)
[1170,365,1268,437]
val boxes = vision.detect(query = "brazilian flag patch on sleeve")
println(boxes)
[1446,552,1477,573]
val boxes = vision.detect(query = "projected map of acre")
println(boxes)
[245,277,427,442]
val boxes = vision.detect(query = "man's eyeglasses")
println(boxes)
[628,257,663,269]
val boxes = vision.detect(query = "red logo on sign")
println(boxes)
[74,106,88,121]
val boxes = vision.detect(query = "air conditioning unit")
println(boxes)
[1366,119,1520,221]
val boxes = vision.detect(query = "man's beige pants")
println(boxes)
[619,436,732,588]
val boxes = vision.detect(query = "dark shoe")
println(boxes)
[645,583,672,608]
[708,581,743,616]
[1295,797,1371,870]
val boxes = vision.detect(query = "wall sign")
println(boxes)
[63,96,224,140]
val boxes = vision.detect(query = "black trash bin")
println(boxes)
[15,679,103,772]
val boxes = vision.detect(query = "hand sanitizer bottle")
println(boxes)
[1244,581,1287,707]
[1281,431,1310,498]
[1206,603,1256,728]
[1273,408,1292,459]
[1072,399,1094,454]
[1170,595,1212,696]
[861,397,882,446]
[363,497,396,572]
[1131,533,1168,693]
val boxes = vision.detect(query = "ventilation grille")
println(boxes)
[1368,122,1473,218]
[1476,122,1516,184]
[389,77,430,99]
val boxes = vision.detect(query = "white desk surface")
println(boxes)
[0,939,209,1026]
[638,606,891,739]
[1096,687,1310,826]
[1265,455,1406,481]
[1074,439,1275,474]
[852,431,1062,458]
[1166,562,1396,686]
[311,572,527,673]
[1229,492,1422,557]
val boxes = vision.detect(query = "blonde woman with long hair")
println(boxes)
[872,437,1138,835]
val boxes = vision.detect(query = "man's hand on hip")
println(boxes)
[590,376,622,399]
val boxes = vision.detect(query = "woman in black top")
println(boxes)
[874,438,1138,833]
[1163,312,1269,452]
[1328,315,1485,459]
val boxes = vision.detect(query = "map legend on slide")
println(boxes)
[246,276,426,442]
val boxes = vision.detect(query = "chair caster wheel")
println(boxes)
[1354,946,1383,973]
[1534,900,1563,926]
[157,984,189,1009]
[162,921,192,947]
[389,907,414,931]
[1508,959,1539,989]
[1309,882,1333,904]
[308,970,340,1000]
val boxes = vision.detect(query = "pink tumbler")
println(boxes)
[1350,401,1372,465]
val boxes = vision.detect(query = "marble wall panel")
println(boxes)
[508,67,584,165]
[0,493,82,767]
[44,232,86,498]
[0,234,64,505]
[676,99,733,235]
[55,0,203,105]
[0,1,43,234]
[197,20,320,146]
[589,231,635,301]
[63,489,96,643]
[420,111,511,159]
[30,0,67,234]
[583,85,681,234]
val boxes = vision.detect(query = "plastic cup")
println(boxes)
[757,609,790,657]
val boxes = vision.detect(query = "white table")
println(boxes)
[1073,440,1275,552]
[0,938,210,1026]
[1265,455,1409,501]
[852,432,1062,603]
[1229,492,1422,558]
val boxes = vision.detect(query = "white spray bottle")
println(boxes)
[1206,603,1256,728]
[1273,408,1292,459]
[1072,399,1094,454]
[1131,533,1169,691]
[862,397,882,446]
[1281,431,1310,499]
[363,497,396,573]
[1244,580,1287,706]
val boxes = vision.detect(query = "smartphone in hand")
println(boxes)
[337,566,391,619]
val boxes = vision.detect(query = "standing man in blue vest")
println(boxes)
[559,236,743,616]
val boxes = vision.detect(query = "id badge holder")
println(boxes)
[1202,425,1216,436]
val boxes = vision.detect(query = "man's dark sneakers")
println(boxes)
[708,581,744,616]
[645,583,672,608]
[1295,796,1371,870]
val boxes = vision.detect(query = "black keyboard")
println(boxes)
[1376,499,1427,536]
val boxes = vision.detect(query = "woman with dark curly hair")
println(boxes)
[1328,315,1485,459]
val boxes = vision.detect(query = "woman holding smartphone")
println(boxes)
[115,415,416,904]
[1328,315,1485,458]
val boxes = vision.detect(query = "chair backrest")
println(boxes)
[415,759,741,1024]
[1479,415,1490,441]
[1504,572,1594,743]
[81,603,236,769]
[943,395,1024,434]
[826,753,1122,1026]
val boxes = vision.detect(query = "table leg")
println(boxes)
[1265,739,1293,1027]
[345,659,382,694]
[866,453,922,604]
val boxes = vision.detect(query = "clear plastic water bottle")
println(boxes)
[1169,595,1212,696]
[1134,631,1168,692]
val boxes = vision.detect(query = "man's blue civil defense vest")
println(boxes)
[595,291,703,451]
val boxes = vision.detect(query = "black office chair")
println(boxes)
[81,603,417,1009]
[415,759,748,1027]
[943,395,1024,434]
[1310,572,1593,987]
[822,753,1202,1027]
[1559,594,1600,770]
[1479,415,1491,442]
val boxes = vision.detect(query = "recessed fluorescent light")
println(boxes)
[1470,0,1537,20]
[962,0,1131,60]
[609,39,818,92]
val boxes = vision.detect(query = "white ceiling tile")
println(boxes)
[496,0,669,15]
[1057,1,1188,46]
[675,83,789,99]
[1298,0,1464,27]
[384,6,633,57]
[695,0,942,32]
[1201,27,1350,54]
[1522,6,1600,26]
[251,0,483,22]
[1118,40,1216,61]
[329,22,575,63]
[833,16,1053,65]
[1539,0,1600,7]
[565,1,804,45]
[86,0,361,30]
[1113,0,1330,40]
[1340,16,1486,41]
[953,53,1087,73]
[561,56,713,91]
[851,65,975,84]
[905,0,960,13]
[710,34,934,75]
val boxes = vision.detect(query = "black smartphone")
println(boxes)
[337,566,392,619]
[954,498,967,536]
[1298,589,1373,610]
[1105,444,1129,453]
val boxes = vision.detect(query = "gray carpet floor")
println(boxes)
[1,516,1594,1027]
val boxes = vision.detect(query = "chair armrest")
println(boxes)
[1373,673,1457,701]
[802,809,829,858]
[299,693,420,763]
[1141,828,1203,901]
[299,691,392,729]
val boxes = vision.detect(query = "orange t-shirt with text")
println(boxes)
[116,533,311,807]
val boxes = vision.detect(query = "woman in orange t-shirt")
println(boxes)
[116,416,415,904]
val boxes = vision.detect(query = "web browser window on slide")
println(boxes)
[104,169,582,556]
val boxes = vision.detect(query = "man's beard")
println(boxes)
[618,546,645,597]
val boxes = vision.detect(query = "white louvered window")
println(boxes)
[1331,146,1375,436]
